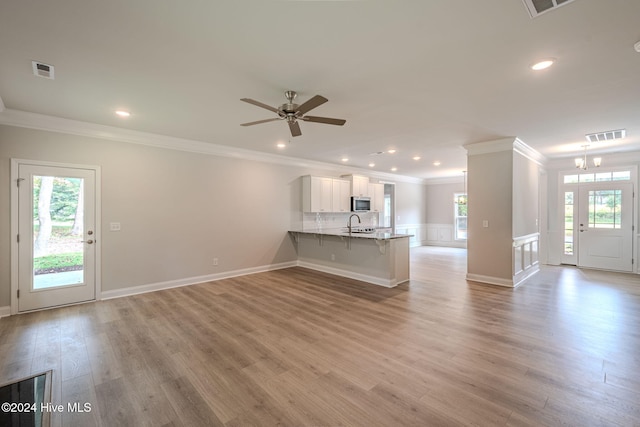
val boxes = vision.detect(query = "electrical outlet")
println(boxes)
[331,254,335,261]
[213,258,219,266]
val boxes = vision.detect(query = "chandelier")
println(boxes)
[575,145,601,170]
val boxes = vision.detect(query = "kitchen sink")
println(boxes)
[343,227,377,234]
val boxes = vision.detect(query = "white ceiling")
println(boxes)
[1,0,639,180]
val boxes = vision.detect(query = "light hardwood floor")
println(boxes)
[1,246,639,426]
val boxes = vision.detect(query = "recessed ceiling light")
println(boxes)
[115,110,131,118]
[391,167,397,172]
[413,156,421,161]
[387,149,397,154]
[433,161,441,166]
[530,58,555,71]
[369,163,375,167]
[341,157,349,162]
[276,142,286,148]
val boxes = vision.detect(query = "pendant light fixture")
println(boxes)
[575,145,601,170]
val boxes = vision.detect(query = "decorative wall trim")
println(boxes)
[101,261,297,300]
[466,273,516,288]
[0,108,425,184]
[464,137,546,166]
[395,223,428,247]
[423,223,467,248]
[296,261,397,288]
[0,306,11,318]
[514,264,540,287]
[513,232,540,285]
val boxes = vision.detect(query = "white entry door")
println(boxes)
[578,182,633,272]
[14,161,99,312]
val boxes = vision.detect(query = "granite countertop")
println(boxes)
[289,228,413,240]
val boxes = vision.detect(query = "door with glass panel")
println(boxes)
[17,163,97,312]
[577,182,633,272]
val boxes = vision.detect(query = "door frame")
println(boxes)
[558,165,637,273]
[10,159,102,315]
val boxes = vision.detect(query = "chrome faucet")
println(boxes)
[347,214,361,233]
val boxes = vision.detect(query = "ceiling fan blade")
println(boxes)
[240,98,279,113]
[301,116,346,126]
[289,121,302,137]
[296,95,328,115]
[240,118,281,126]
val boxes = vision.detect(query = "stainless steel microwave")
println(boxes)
[351,196,371,212]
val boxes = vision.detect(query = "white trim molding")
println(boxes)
[0,306,11,318]
[101,261,297,300]
[395,223,428,247]
[0,108,425,184]
[513,233,541,286]
[423,223,467,248]
[464,137,546,166]
[466,274,517,288]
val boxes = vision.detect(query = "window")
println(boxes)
[588,189,622,229]
[564,191,574,255]
[564,170,631,184]
[454,193,467,240]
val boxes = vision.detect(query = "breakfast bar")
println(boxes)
[289,228,412,287]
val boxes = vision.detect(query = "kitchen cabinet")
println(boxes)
[369,183,384,212]
[332,179,351,212]
[302,176,350,213]
[342,174,370,197]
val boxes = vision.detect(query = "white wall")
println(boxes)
[423,181,466,248]
[0,124,430,307]
[467,149,514,282]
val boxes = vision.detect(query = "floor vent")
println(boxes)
[585,129,626,143]
[32,61,55,79]
[522,0,577,18]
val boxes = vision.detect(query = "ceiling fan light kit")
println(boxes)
[240,91,346,137]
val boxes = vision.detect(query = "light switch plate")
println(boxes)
[110,222,121,231]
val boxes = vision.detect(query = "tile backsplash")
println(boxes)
[302,211,381,231]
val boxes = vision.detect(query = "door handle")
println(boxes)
[83,240,94,244]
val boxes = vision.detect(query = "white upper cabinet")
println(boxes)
[332,179,351,212]
[342,174,370,197]
[369,183,384,212]
[302,176,351,213]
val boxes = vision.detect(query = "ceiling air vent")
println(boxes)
[522,0,577,18]
[32,61,55,80]
[585,129,626,143]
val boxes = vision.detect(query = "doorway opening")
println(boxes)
[11,159,101,314]
[560,167,635,272]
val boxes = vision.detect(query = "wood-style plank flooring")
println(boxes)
[1,246,639,426]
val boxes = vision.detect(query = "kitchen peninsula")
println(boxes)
[289,227,412,287]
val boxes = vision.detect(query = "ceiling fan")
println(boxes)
[240,90,346,137]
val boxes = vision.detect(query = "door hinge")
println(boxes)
[16,178,25,187]
[17,289,20,299]
[17,234,19,243]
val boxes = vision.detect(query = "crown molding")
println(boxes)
[464,136,546,166]
[0,108,426,184]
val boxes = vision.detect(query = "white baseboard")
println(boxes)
[101,261,297,300]
[0,306,11,318]
[513,264,540,287]
[466,273,517,288]
[296,261,398,288]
